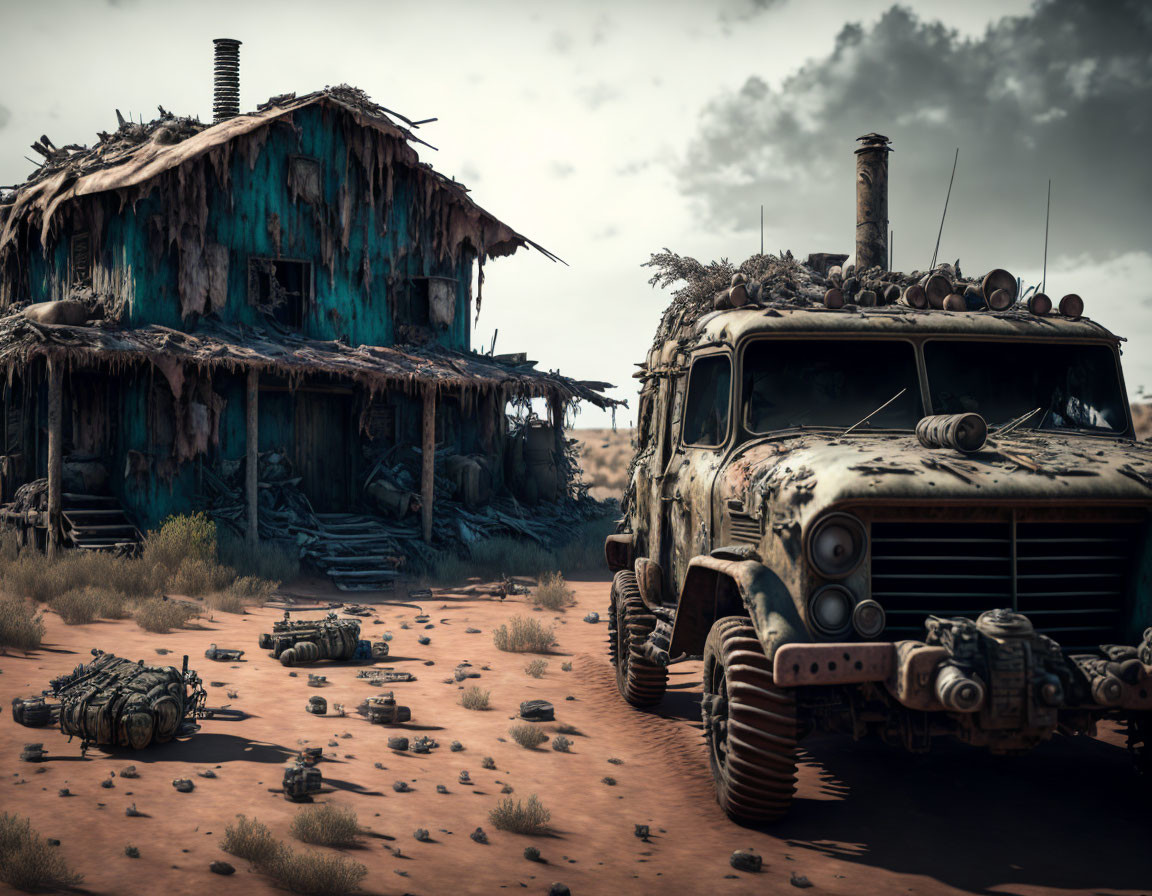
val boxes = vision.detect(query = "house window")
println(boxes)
[288,156,322,205]
[248,258,313,329]
[70,232,91,288]
[405,279,431,328]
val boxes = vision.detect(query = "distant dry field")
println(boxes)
[571,428,634,502]
[1134,401,1151,439]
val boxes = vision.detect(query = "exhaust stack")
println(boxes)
[213,38,242,124]
[855,133,892,271]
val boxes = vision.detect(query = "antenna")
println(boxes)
[930,147,959,271]
[889,229,894,271]
[1042,179,1051,295]
[760,204,764,256]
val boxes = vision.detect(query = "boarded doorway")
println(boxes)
[294,391,354,512]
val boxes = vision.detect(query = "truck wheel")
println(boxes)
[703,616,798,823]
[609,570,667,707]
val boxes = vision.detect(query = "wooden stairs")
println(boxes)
[61,494,143,554]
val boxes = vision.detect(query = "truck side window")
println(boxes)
[683,355,731,447]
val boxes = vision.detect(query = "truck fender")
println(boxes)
[667,556,809,661]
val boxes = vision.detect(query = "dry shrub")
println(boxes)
[531,572,572,611]
[488,795,551,835]
[166,557,233,597]
[524,659,548,678]
[509,723,549,750]
[133,597,198,633]
[222,815,366,896]
[0,812,84,891]
[207,576,277,614]
[0,527,20,566]
[266,847,367,896]
[221,815,279,866]
[2,552,61,604]
[142,512,217,580]
[460,686,490,711]
[219,533,300,582]
[50,586,129,625]
[289,804,360,848]
[0,597,43,652]
[3,550,154,605]
[493,616,554,654]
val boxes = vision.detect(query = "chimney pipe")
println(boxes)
[213,38,242,124]
[855,133,891,271]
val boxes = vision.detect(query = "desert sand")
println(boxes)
[2,575,1149,896]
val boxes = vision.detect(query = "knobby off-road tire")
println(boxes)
[702,616,798,823]
[609,570,668,707]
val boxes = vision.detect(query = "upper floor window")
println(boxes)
[249,258,313,329]
[70,232,91,288]
[683,354,731,447]
[288,156,322,205]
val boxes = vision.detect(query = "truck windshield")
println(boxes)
[924,341,1126,434]
[742,340,922,433]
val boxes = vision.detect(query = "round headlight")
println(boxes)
[808,513,867,577]
[852,598,886,639]
[808,585,855,637]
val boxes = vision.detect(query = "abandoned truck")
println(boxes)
[606,134,1152,822]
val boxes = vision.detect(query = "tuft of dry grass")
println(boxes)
[289,804,360,848]
[0,812,84,891]
[133,597,198,634]
[166,557,233,597]
[509,724,549,750]
[530,572,572,611]
[460,686,491,711]
[0,597,44,653]
[524,659,548,678]
[49,586,129,625]
[488,795,551,835]
[206,576,278,614]
[218,533,300,582]
[493,616,555,654]
[222,814,366,896]
[142,512,217,579]
[221,815,280,866]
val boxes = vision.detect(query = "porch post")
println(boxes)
[421,386,436,544]
[46,361,63,558]
[246,368,259,546]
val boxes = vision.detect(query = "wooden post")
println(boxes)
[246,368,259,546]
[46,361,63,558]
[549,394,565,452]
[421,387,436,544]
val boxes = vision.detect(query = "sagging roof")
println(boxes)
[694,304,1124,346]
[0,85,559,264]
[0,313,619,409]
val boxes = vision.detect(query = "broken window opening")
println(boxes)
[288,156,322,205]
[683,354,731,447]
[70,232,91,289]
[248,258,314,329]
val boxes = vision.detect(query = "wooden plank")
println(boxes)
[421,387,436,544]
[246,368,259,546]
[47,362,62,558]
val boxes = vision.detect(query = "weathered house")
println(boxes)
[0,41,616,585]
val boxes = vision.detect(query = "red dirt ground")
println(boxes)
[1,575,1149,896]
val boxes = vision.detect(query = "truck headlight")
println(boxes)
[808,585,855,637]
[852,599,886,639]
[807,513,867,577]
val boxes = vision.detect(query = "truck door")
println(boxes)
[659,351,733,600]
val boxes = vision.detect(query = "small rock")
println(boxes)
[414,828,430,842]
[436,785,448,794]
[602,777,616,786]
[210,861,235,876]
[120,766,139,779]
[519,700,554,722]
[126,804,142,817]
[465,627,481,634]
[450,741,464,752]
[548,885,571,896]
[469,827,488,844]
[423,660,435,666]
[125,845,140,858]
[552,736,572,753]
[46,838,60,847]
[500,783,513,794]
[790,872,813,888]
[197,769,217,779]
[172,779,194,793]
[480,757,495,770]
[561,662,572,672]
[374,762,385,770]
[524,846,541,862]
[288,672,298,677]
[387,737,409,751]
[730,849,763,873]
[459,771,472,785]
[634,824,649,841]
[393,781,411,793]
[411,736,437,754]
[565,695,575,701]
[58,788,71,797]
[607,758,623,765]
[583,612,600,623]
[417,636,431,646]
[101,778,115,789]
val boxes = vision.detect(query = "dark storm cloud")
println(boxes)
[682,1,1152,262]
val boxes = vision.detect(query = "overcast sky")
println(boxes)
[1,0,1148,427]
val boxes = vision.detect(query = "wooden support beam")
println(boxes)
[46,361,63,558]
[246,368,259,546]
[421,387,436,545]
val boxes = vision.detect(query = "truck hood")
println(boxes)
[722,429,1152,534]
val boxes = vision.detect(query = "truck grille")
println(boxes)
[870,518,1141,651]
[728,512,761,545]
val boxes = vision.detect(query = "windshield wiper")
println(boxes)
[990,407,1042,437]
[843,388,908,436]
